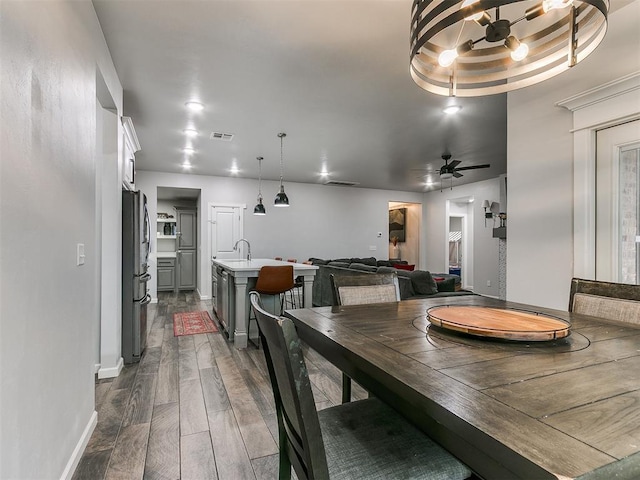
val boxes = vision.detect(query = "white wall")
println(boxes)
[0,1,123,478]
[423,178,501,296]
[507,1,640,309]
[136,171,424,300]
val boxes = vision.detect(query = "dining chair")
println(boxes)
[330,272,401,403]
[249,292,473,480]
[330,271,401,306]
[569,278,640,325]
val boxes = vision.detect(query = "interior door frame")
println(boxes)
[557,73,640,280]
[208,203,245,299]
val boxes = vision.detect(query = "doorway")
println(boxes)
[156,187,201,293]
[388,202,422,266]
[446,197,474,290]
[596,120,640,283]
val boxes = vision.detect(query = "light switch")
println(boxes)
[77,243,85,266]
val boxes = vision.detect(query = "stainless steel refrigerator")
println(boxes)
[122,190,151,364]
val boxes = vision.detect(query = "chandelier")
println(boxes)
[410,0,609,97]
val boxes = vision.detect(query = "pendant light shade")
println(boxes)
[274,132,290,207]
[254,156,266,215]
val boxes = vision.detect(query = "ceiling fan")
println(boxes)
[439,154,490,180]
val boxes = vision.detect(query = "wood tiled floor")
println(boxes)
[73,291,366,480]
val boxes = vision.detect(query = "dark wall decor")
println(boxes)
[389,208,406,243]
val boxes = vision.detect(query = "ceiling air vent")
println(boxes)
[324,180,360,187]
[209,131,235,141]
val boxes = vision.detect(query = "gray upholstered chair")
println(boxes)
[330,271,400,306]
[249,292,473,480]
[330,272,400,403]
[569,278,640,325]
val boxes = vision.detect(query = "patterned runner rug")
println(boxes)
[173,310,218,336]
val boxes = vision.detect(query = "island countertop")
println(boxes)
[211,258,318,274]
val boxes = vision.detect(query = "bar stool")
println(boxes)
[286,258,304,309]
[253,265,295,316]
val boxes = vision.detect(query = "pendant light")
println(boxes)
[254,156,266,215]
[274,132,290,207]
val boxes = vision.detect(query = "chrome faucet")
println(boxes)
[233,238,252,261]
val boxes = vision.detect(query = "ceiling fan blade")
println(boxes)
[453,171,463,178]
[449,160,461,169]
[454,164,491,171]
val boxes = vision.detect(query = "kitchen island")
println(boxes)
[211,258,318,349]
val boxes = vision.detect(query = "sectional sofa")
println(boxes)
[308,257,474,307]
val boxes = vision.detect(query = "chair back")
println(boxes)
[331,272,401,306]
[255,265,295,295]
[569,278,640,325]
[249,292,329,479]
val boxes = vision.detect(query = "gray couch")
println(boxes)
[310,258,474,307]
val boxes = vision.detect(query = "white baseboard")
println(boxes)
[94,363,100,374]
[151,297,158,304]
[197,288,211,301]
[60,410,97,480]
[98,357,124,379]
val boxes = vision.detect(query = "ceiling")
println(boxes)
[93,0,507,193]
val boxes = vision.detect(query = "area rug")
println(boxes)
[173,310,218,336]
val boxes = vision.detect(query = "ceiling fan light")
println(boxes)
[440,172,453,180]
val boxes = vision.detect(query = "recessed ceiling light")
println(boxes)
[185,101,204,112]
[443,105,462,115]
[183,128,198,137]
[182,162,192,169]
[183,147,195,155]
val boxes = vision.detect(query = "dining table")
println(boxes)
[284,294,640,479]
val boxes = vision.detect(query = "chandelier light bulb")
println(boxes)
[505,36,529,61]
[511,42,529,61]
[460,0,484,21]
[542,0,573,12]
[438,49,458,67]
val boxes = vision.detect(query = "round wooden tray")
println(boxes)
[426,306,570,341]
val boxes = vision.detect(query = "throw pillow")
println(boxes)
[309,258,330,265]
[350,263,378,272]
[328,261,350,268]
[376,266,396,274]
[351,256,377,266]
[436,277,456,292]
[394,264,415,271]
[408,270,438,295]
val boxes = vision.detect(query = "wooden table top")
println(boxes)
[285,295,640,479]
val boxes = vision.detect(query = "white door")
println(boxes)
[210,205,243,260]
[596,120,640,283]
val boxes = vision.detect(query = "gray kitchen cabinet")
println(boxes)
[157,258,176,291]
[177,250,197,290]
[175,207,197,290]
[176,209,196,250]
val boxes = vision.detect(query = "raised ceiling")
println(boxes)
[93,0,507,193]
